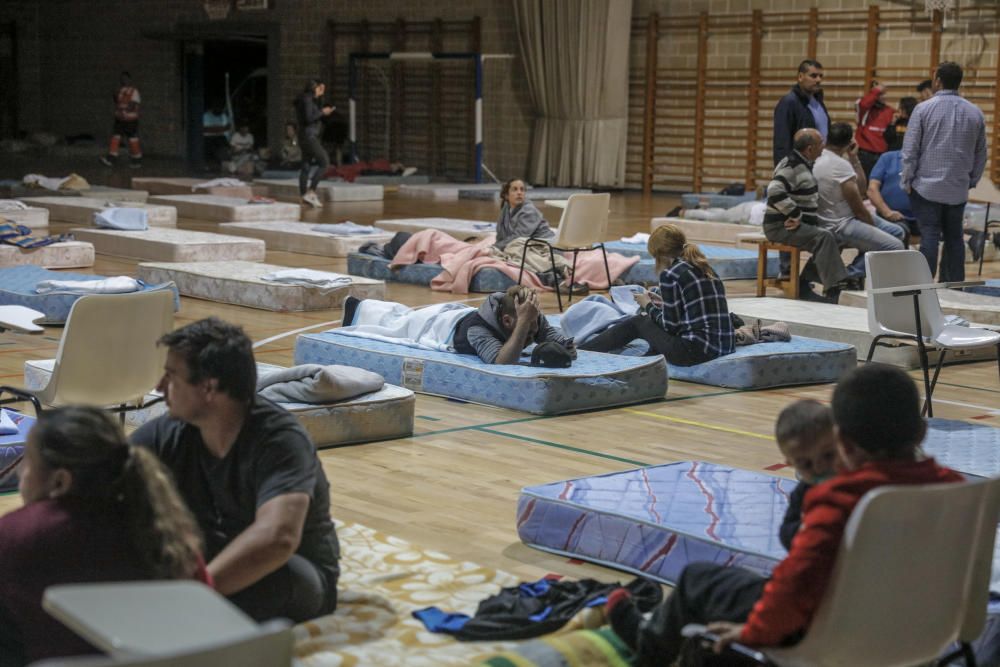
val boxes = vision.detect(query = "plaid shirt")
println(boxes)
[646,259,735,357]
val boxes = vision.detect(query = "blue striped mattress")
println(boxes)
[0,410,34,492]
[347,253,516,293]
[609,243,778,282]
[518,461,795,584]
[966,280,1000,298]
[0,265,179,324]
[294,331,668,415]
[923,418,1000,478]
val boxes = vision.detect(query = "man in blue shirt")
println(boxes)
[773,60,830,167]
[901,62,987,281]
[868,150,916,239]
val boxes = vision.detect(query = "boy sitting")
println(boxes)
[606,364,962,666]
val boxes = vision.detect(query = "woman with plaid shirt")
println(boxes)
[579,224,735,366]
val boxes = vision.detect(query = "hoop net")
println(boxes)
[203,0,231,20]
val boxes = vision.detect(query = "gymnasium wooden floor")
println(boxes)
[2,184,999,587]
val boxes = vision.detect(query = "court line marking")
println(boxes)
[623,408,773,441]
[477,427,650,467]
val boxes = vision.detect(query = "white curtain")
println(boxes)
[513,0,632,188]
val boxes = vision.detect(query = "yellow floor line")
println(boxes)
[623,408,773,441]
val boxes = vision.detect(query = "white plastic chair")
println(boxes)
[0,290,174,423]
[685,476,1000,667]
[863,250,1000,417]
[516,192,612,311]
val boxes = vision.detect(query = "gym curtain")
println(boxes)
[513,0,632,188]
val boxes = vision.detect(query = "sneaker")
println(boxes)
[401,166,417,178]
[99,155,116,167]
[301,192,322,209]
[797,279,826,303]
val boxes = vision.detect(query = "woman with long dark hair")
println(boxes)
[0,407,209,666]
[294,78,335,208]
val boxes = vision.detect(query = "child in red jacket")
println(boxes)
[606,364,963,666]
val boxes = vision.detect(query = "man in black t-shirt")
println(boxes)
[132,318,339,622]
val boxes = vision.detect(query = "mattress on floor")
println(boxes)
[398,183,498,200]
[923,418,1000,478]
[20,197,177,227]
[840,286,1000,327]
[0,410,34,492]
[130,177,257,198]
[680,192,758,209]
[254,179,384,202]
[137,261,385,312]
[294,331,668,415]
[458,187,593,202]
[729,297,998,369]
[354,173,431,185]
[218,221,395,257]
[0,265,179,324]
[651,217,759,246]
[613,243,778,282]
[71,228,266,262]
[0,206,49,229]
[967,280,1000,299]
[373,218,497,240]
[23,361,415,446]
[147,194,301,222]
[80,186,149,203]
[517,461,794,585]
[0,241,95,269]
[346,253,516,293]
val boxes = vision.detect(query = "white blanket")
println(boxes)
[0,410,18,436]
[194,177,245,191]
[23,174,70,191]
[259,269,352,289]
[620,232,650,244]
[35,276,141,295]
[0,200,29,212]
[94,207,148,231]
[336,300,474,352]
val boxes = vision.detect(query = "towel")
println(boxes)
[0,200,28,211]
[193,177,244,191]
[35,276,141,295]
[336,300,475,352]
[311,222,385,236]
[259,269,352,289]
[620,232,650,244]
[256,364,384,404]
[94,207,149,231]
[0,410,18,436]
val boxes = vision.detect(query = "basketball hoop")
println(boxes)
[925,0,957,27]
[203,0,231,20]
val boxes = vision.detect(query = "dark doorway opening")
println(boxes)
[0,23,18,139]
[203,39,268,145]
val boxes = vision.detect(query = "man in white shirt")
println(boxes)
[813,122,905,284]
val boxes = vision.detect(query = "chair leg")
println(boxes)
[549,244,562,312]
[919,339,934,418]
[928,348,947,407]
[567,249,579,307]
[789,248,801,300]
[864,336,883,364]
[600,244,612,291]
[979,204,990,277]
[938,642,978,667]
[517,241,530,286]
[756,244,767,297]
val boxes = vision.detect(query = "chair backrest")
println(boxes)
[958,475,1000,642]
[44,290,174,407]
[553,193,611,249]
[777,478,987,667]
[28,620,293,667]
[865,250,946,340]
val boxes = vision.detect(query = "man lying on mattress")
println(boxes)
[342,285,577,365]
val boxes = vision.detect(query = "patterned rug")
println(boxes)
[293,521,616,666]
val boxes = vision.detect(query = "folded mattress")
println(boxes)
[612,243,778,282]
[0,410,34,492]
[147,194,300,222]
[0,241,95,269]
[294,331,668,415]
[651,217,759,246]
[23,361,415,446]
[729,297,997,369]
[0,206,49,229]
[680,192,758,209]
[254,179,384,202]
[517,461,795,585]
[923,418,1000,478]
[0,265,179,324]
[840,286,1000,327]
[346,253,515,293]
[218,221,395,257]
[71,228,266,262]
[20,197,177,227]
[458,187,593,202]
[373,218,497,240]
[137,261,385,312]
[130,177,258,198]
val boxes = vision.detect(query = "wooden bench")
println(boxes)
[742,233,800,299]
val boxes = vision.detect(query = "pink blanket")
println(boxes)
[390,229,639,295]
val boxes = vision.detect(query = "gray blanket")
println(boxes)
[256,364,384,404]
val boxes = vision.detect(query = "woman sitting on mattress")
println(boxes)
[494,179,584,294]
[579,224,736,366]
[0,406,209,666]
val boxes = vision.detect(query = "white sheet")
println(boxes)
[620,232,650,244]
[0,409,17,435]
[259,268,352,289]
[94,207,148,230]
[35,276,141,295]
[337,300,474,352]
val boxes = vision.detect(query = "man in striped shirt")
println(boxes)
[764,129,849,303]
[901,61,987,282]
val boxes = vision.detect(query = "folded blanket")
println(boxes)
[193,177,244,191]
[620,232,650,244]
[94,207,149,231]
[0,410,18,436]
[734,319,791,346]
[0,223,68,249]
[0,200,29,211]
[337,300,475,352]
[259,268,352,289]
[35,276,141,295]
[257,364,384,404]
[311,222,385,236]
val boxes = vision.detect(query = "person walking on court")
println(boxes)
[295,79,335,209]
[100,71,142,168]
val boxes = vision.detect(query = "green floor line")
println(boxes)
[477,427,650,467]
[411,415,549,439]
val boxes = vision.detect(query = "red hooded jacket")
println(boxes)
[854,87,895,154]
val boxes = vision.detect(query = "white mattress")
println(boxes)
[23,360,415,447]
[219,221,394,257]
[20,197,177,227]
[397,183,499,200]
[651,216,758,246]
[374,217,497,240]
[130,177,258,199]
[137,261,385,311]
[80,187,149,203]
[0,241,95,269]
[70,228,266,262]
[839,288,1000,327]
[729,296,997,368]
[254,179,384,202]
[0,206,49,229]
[148,194,301,222]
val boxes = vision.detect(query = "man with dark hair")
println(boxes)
[132,317,340,623]
[764,128,849,302]
[902,61,987,281]
[814,121,905,282]
[773,59,829,167]
[916,78,933,102]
